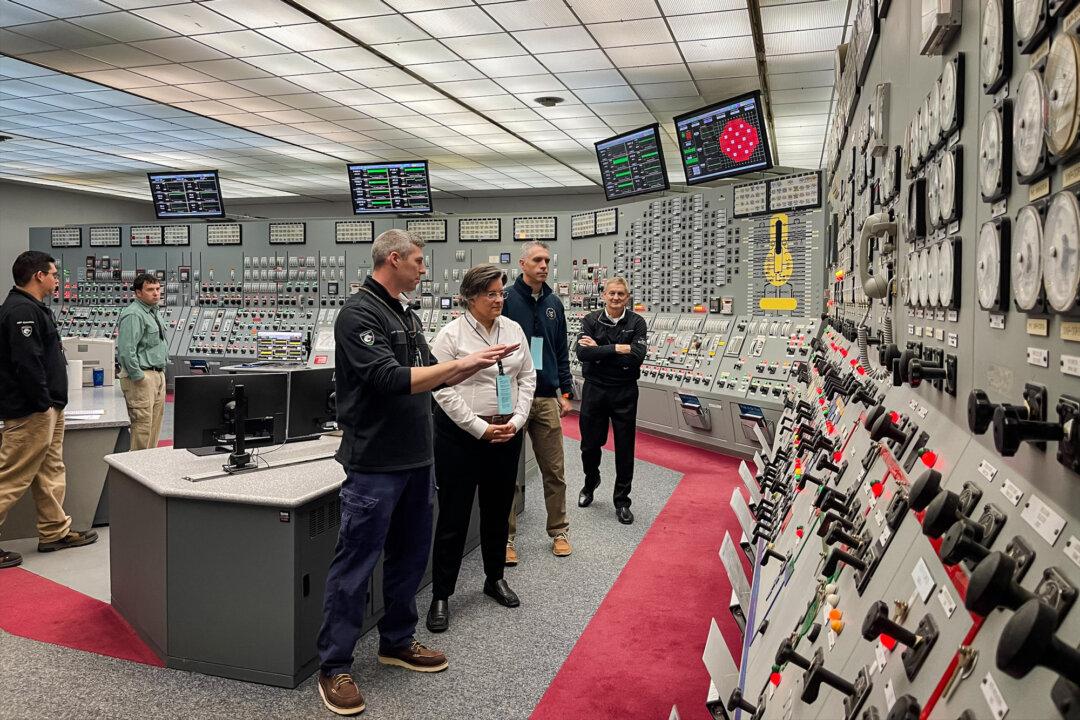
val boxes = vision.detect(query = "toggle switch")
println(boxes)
[824,525,865,549]
[822,547,867,576]
[761,545,788,566]
[817,511,856,538]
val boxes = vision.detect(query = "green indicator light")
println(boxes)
[614,170,631,178]
[641,151,658,159]
[368,179,388,184]
[367,169,388,174]
[611,156,629,165]
[617,181,634,188]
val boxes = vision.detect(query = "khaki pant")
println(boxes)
[120,370,166,451]
[0,407,71,542]
[508,396,569,541]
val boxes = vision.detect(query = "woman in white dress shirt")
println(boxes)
[426,264,536,633]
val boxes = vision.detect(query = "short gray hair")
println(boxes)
[459,264,505,307]
[604,276,630,292]
[372,228,424,267]
[519,240,549,260]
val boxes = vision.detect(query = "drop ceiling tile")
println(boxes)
[687,58,756,79]
[248,53,331,76]
[130,63,216,85]
[306,105,369,120]
[132,5,242,35]
[572,85,636,102]
[549,115,607,130]
[622,63,690,84]
[766,51,833,74]
[171,99,239,115]
[406,7,501,37]
[584,99,647,115]
[771,101,829,116]
[232,76,309,95]
[532,102,593,118]
[466,94,526,110]
[633,80,697,99]
[557,68,625,89]
[178,81,258,99]
[376,84,445,101]
[200,0,312,29]
[386,0,472,10]
[65,12,174,42]
[32,92,106,110]
[0,29,55,54]
[274,92,344,109]
[497,73,564,93]
[470,55,545,78]
[255,24,351,52]
[534,49,612,73]
[668,10,750,41]
[371,39,457,65]
[183,58,268,80]
[285,72,365,92]
[407,97,465,113]
[658,0,744,15]
[303,47,388,71]
[760,0,847,33]
[131,37,229,62]
[0,0,52,26]
[770,86,832,103]
[194,30,292,58]
[75,42,169,68]
[767,69,834,90]
[567,0,661,22]
[516,26,596,54]
[695,77,758,96]
[334,14,428,43]
[764,27,842,55]
[500,119,556,132]
[257,109,324,124]
[342,66,418,87]
[78,68,164,89]
[441,32,524,59]
[131,84,205,103]
[642,96,701,113]
[409,61,483,82]
[483,0,578,31]
[390,115,441,127]
[679,36,754,62]
[587,18,670,47]
[605,43,683,67]
[9,19,116,48]
[348,101,414,116]
[338,117,392,130]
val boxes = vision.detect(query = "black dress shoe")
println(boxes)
[578,488,594,507]
[483,578,520,608]
[426,599,449,633]
[616,506,634,525]
[0,548,22,569]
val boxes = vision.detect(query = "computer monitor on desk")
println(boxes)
[286,368,337,441]
[173,373,287,471]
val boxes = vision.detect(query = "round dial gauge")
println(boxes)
[918,98,931,157]
[1013,203,1044,311]
[1014,0,1043,49]
[907,252,919,306]
[981,0,1005,92]
[927,242,941,307]
[1043,190,1080,313]
[929,83,942,145]
[1044,33,1080,156]
[939,149,957,222]
[939,238,957,308]
[917,248,931,307]
[940,58,958,133]
[979,107,1004,199]
[977,222,1004,310]
[927,161,941,228]
[1014,69,1047,178]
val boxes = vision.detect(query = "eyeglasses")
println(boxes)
[480,290,508,301]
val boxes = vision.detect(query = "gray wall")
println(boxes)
[0,182,156,294]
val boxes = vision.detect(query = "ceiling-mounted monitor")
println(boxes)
[594,123,670,201]
[147,170,225,219]
[347,160,432,214]
[673,91,774,184]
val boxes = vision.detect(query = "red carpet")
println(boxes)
[531,418,748,720]
[0,568,163,667]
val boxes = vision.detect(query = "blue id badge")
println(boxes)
[496,373,513,415]
[530,336,544,370]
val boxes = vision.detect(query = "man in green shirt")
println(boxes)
[117,273,168,451]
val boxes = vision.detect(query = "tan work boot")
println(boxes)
[505,542,518,566]
[552,534,572,557]
[317,672,365,716]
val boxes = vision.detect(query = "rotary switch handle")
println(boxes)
[965,551,1034,615]
[886,695,921,720]
[968,389,998,435]
[751,523,776,544]
[861,600,920,647]
[993,403,1065,456]
[726,688,757,715]
[864,403,887,430]
[907,357,947,387]
[775,637,811,669]
[997,598,1080,684]
[870,412,909,444]
[801,650,857,703]
[817,511,856,538]
[797,471,827,491]
[825,524,863,548]
[815,489,853,515]
[921,490,974,539]
[816,452,842,474]
[908,468,943,511]
[761,546,789,566]
[822,547,868,576]
[850,384,878,407]
[939,522,991,565]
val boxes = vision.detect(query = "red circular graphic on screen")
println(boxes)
[719,118,759,162]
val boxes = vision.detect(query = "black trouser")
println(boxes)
[578,380,639,509]
[432,408,524,600]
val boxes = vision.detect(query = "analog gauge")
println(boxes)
[939,148,959,224]
[917,248,931,306]
[929,83,942,146]
[1042,190,1080,313]
[927,242,941,307]
[981,0,1008,93]
[940,54,962,135]
[1044,33,1080,156]
[1014,69,1047,179]
[938,237,960,308]
[1014,0,1047,53]
[977,221,1007,310]
[927,160,941,229]
[918,98,931,157]
[1013,203,1044,311]
[978,105,1008,201]
[907,251,919,305]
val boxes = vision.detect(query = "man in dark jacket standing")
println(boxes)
[0,251,98,569]
[574,277,647,524]
[316,230,517,716]
[502,240,574,562]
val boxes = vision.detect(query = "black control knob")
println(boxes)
[965,552,1034,616]
[775,637,811,670]
[726,688,757,715]
[850,384,878,407]
[816,453,842,474]
[921,490,972,539]
[864,403,886,430]
[816,510,855,538]
[886,695,921,720]
[761,546,788,566]
[993,403,1064,456]
[968,389,997,435]
[939,522,991,565]
[870,412,908,444]
[879,343,901,372]
[861,600,919,647]
[815,489,853,515]
[997,598,1080,684]
[908,356,947,388]
[822,547,867,576]
[801,649,856,703]
[797,471,827,491]
[824,524,863,549]
[907,469,943,511]
[751,522,776,543]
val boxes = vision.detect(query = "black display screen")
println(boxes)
[674,91,774,184]
[147,170,225,219]
[594,123,669,201]
[347,160,432,214]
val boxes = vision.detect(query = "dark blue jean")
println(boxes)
[317,464,435,675]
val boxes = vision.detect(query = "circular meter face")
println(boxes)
[939,149,957,222]
[917,248,930,307]
[1044,33,1080,156]
[977,221,1003,310]
[1042,190,1080,313]
[1014,0,1042,47]
[979,108,1004,199]
[980,0,1005,91]
[941,58,958,132]
[1013,69,1047,178]
[927,242,941,307]
[1013,203,1044,312]
[938,238,956,308]
[907,251,919,306]
[927,161,941,228]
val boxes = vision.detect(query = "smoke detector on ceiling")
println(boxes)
[533,96,565,107]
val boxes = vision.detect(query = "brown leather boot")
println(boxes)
[377,640,448,672]
[38,529,98,553]
[317,672,365,716]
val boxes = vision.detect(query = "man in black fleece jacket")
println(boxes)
[574,277,647,524]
